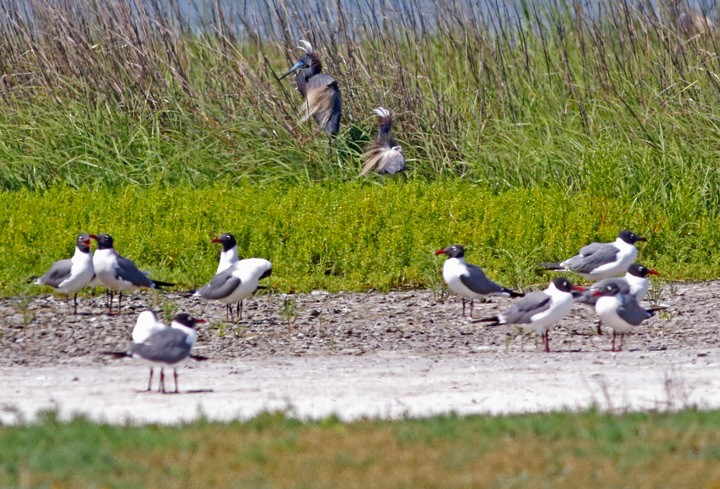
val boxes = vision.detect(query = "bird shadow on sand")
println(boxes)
[136,389,215,395]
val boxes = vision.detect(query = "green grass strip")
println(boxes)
[2,180,719,297]
[2,408,720,488]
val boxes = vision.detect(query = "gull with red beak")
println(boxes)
[577,263,659,335]
[212,233,238,274]
[475,278,585,352]
[435,244,523,317]
[539,230,647,280]
[34,233,95,314]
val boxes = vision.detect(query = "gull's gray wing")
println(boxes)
[37,259,72,287]
[562,243,620,274]
[617,295,653,326]
[499,291,551,324]
[459,264,507,295]
[115,256,155,288]
[196,268,241,300]
[130,328,191,365]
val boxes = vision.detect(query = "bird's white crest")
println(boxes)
[297,39,313,53]
[373,107,391,118]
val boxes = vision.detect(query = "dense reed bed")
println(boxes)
[0,0,718,206]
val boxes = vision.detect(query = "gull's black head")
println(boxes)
[552,277,584,294]
[435,244,465,259]
[212,233,237,252]
[618,230,646,245]
[627,263,659,278]
[76,233,92,253]
[90,233,114,250]
[601,282,622,297]
[172,313,205,329]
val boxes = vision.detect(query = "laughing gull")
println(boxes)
[195,258,272,322]
[131,311,168,391]
[577,263,659,334]
[90,234,174,314]
[539,230,647,280]
[475,278,584,352]
[106,313,205,393]
[213,233,238,274]
[34,233,95,314]
[593,282,656,351]
[435,244,523,317]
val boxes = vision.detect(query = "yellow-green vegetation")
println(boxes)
[3,180,719,296]
[2,409,720,488]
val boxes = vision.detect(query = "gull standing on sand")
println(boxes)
[577,263,659,334]
[435,244,523,317]
[195,258,273,322]
[475,278,584,352]
[593,282,656,352]
[91,234,173,313]
[106,312,205,393]
[34,233,95,314]
[539,230,646,280]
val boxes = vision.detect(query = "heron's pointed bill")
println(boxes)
[279,60,305,79]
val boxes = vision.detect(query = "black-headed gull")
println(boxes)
[539,230,646,280]
[593,282,656,351]
[212,233,238,274]
[475,277,584,352]
[577,263,659,334]
[90,234,173,313]
[34,233,95,314]
[195,258,272,322]
[106,312,205,393]
[435,244,523,317]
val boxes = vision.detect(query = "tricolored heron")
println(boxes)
[279,39,341,138]
[360,107,405,176]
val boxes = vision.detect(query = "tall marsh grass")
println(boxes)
[0,0,719,209]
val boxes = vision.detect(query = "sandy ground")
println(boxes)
[1,280,719,424]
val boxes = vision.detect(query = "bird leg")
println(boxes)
[146,368,154,392]
[73,293,78,315]
[226,304,232,322]
[461,298,467,317]
[612,331,617,352]
[544,330,551,353]
[469,300,475,319]
[118,291,123,314]
[108,290,114,314]
[173,369,179,393]
[597,320,603,336]
[159,368,166,393]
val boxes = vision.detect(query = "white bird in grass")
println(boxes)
[360,107,405,177]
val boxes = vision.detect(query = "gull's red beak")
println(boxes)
[435,250,446,256]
